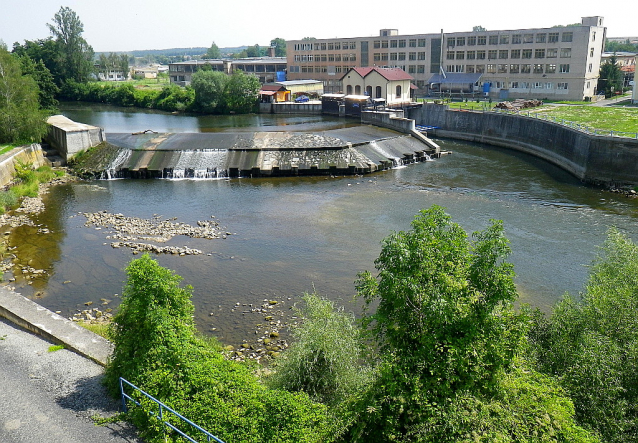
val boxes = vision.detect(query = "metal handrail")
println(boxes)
[119,377,226,443]
[490,108,638,139]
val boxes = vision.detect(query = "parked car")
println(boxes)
[295,95,309,103]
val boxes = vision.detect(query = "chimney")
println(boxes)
[268,46,276,57]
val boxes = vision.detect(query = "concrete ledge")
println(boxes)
[0,287,113,366]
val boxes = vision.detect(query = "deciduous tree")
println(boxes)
[47,7,94,83]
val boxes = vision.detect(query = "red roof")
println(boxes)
[260,84,286,91]
[343,67,414,81]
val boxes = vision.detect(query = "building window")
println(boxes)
[467,65,475,73]
[533,82,543,88]
[373,40,380,49]
[520,82,528,89]
[535,49,545,58]
[398,52,406,60]
[560,48,571,58]
[418,38,426,47]
[522,49,532,59]
[559,64,570,73]
[468,36,476,46]
[447,51,455,60]
[381,53,388,61]
[533,64,544,74]
[417,65,425,73]
[499,50,508,59]
[487,64,496,73]
[546,64,556,73]
[447,38,455,48]
[456,51,465,60]
[475,65,485,73]
[418,52,426,60]
[409,52,416,60]
[546,82,554,89]
[488,50,497,59]
[478,36,486,45]
[536,33,546,43]
[396,85,402,97]
[547,48,558,58]
[409,39,417,47]
[500,35,509,45]
[477,50,486,59]
[521,64,531,73]
[548,32,559,43]
[561,32,573,42]
[557,82,568,89]
[588,63,592,72]
[510,64,519,73]
[373,53,380,62]
[498,64,508,73]
[592,32,596,41]
[381,40,388,48]
[328,43,334,50]
[390,40,398,48]
[390,53,398,61]
[408,65,416,73]
[523,34,534,43]
[511,81,519,88]
[457,37,465,46]
[489,35,499,45]
[511,49,521,59]
[589,47,594,57]
[375,86,382,98]
[512,34,522,44]
[335,54,341,61]
[398,39,406,47]
[466,51,476,60]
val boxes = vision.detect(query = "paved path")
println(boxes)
[0,318,142,443]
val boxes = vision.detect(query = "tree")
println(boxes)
[598,55,623,97]
[205,41,221,59]
[16,55,59,109]
[12,38,64,86]
[0,48,48,144]
[270,38,286,57]
[224,70,259,113]
[47,7,94,83]
[347,206,595,442]
[472,25,487,32]
[530,228,638,442]
[191,69,228,112]
[245,44,264,58]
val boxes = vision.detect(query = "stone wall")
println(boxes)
[409,104,638,186]
[259,103,322,114]
[0,144,46,187]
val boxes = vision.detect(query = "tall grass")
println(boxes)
[0,162,64,214]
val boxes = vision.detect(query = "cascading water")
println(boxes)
[369,140,403,168]
[169,149,229,179]
[103,148,132,179]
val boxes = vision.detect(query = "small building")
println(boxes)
[340,67,413,107]
[260,84,290,103]
[344,95,370,117]
[321,93,345,115]
[274,80,324,97]
[132,66,159,79]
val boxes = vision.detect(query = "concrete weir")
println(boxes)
[105,125,439,178]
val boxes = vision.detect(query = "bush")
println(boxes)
[266,293,373,407]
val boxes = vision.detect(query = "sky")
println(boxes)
[0,0,634,53]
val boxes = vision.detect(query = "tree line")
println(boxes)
[104,205,638,442]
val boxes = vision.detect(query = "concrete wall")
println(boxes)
[362,110,412,132]
[46,115,105,160]
[409,104,638,186]
[0,144,46,187]
[259,103,322,114]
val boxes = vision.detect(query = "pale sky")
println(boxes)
[0,0,634,53]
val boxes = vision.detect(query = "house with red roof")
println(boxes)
[340,67,413,106]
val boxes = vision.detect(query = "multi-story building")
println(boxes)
[169,57,287,86]
[286,16,606,100]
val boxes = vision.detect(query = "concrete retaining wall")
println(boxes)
[409,104,638,186]
[0,144,46,187]
[46,115,105,160]
[259,103,322,114]
[361,110,412,132]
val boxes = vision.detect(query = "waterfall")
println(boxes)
[103,148,132,179]
[369,140,403,168]
[168,149,229,180]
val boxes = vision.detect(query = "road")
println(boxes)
[0,318,142,442]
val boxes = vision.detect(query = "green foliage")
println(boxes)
[605,39,638,53]
[191,70,259,114]
[205,42,221,59]
[267,293,373,406]
[0,48,49,144]
[12,38,64,87]
[16,55,59,109]
[598,55,624,97]
[106,255,334,443]
[48,345,65,352]
[270,38,287,57]
[530,228,638,442]
[47,7,94,84]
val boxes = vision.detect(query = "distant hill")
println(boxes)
[96,46,250,57]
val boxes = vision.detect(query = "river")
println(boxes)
[6,102,638,345]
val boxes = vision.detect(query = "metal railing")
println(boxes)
[490,108,638,139]
[119,377,226,443]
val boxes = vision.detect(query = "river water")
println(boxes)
[7,103,638,345]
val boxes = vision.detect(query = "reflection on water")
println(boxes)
[4,105,638,345]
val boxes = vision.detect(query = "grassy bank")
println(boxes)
[0,162,64,214]
[533,105,638,133]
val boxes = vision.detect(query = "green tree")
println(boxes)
[16,55,59,109]
[47,7,94,83]
[472,25,487,32]
[598,55,623,97]
[245,44,264,58]
[347,206,595,442]
[191,69,228,112]
[270,37,287,57]
[205,41,221,59]
[224,70,259,113]
[530,228,638,442]
[12,38,64,86]
[0,48,48,144]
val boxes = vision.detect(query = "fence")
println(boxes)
[119,377,226,443]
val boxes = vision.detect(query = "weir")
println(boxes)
[103,126,439,178]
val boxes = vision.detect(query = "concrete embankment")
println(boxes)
[409,104,638,186]
[0,287,112,366]
[0,144,47,187]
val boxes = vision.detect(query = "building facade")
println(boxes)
[169,57,287,86]
[341,67,413,105]
[286,17,606,100]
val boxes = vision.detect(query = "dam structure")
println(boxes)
[103,125,440,179]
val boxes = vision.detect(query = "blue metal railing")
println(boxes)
[119,377,226,443]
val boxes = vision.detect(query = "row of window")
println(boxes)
[489,81,570,90]
[293,41,357,51]
[447,32,574,47]
[294,54,357,62]
[373,38,427,48]
[373,52,427,61]
[446,63,571,74]
[447,48,572,60]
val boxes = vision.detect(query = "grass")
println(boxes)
[122,73,170,90]
[78,321,111,340]
[0,163,65,214]
[528,105,638,134]
[48,344,65,352]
